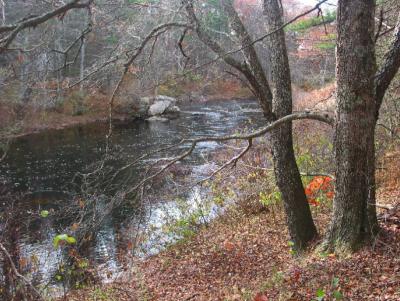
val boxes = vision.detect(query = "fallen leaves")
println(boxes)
[62,151,400,301]
[253,292,268,301]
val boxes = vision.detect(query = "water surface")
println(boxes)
[0,99,264,291]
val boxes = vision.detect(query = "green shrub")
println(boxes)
[287,12,336,32]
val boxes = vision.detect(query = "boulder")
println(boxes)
[153,95,177,104]
[114,95,150,118]
[165,105,180,114]
[146,116,170,122]
[148,100,172,116]
[114,94,180,119]
[147,95,180,117]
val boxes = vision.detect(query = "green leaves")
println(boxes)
[286,12,336,32]
[331,277,340,288]
[53,234,77,248]
[40,210,49,218]
[314,277,343,301]
[333,290,343,300]
[316,288,326,301]
[331,277,343,300]
[259,191,281,207]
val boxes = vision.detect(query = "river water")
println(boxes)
[0,99,264,293]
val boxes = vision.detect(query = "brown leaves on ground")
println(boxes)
[131,206,399,301]
[137,212,290,301]
[66,149,400,301]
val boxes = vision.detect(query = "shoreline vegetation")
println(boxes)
[65,148,399,301]
[0,79,253,139]
[64,85,398,300]
[1,1,399,299]
[0,81,335,140]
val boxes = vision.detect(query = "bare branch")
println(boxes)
[375,12,400,116]
[194,139,253,186]
[183,0,275,116]
[125,111,334,194]
[178,27,189,58]
[0,0,92,53]
[0,242,44,300]
[104,22,191,149]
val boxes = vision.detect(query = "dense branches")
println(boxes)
[0,0,92,53]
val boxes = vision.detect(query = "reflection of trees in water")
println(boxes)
[0,191,36,300]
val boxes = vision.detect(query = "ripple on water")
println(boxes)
[0,99,264,291]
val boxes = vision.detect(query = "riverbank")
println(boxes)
[0,81,334,140]
[64,148,400,301]
[65,199,400,300]
[0,79,253,139]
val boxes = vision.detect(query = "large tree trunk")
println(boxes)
[325,0,377,251]
[264,0,317,249]
[184,0,317,250]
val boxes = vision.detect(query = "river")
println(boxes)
[0,99,264,294]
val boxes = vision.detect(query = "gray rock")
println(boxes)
[148,100,172,116]
[146,116,170,122]
[154,95,177,104]
[147,95,180,117]
[114,94,180,119]
[114,95,150,117]
[165,105,180,114]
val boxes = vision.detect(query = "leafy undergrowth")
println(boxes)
[63,146,400,301]
[65,197,399,301]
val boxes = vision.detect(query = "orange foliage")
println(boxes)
[253,292,268,301]
[223,239,235,252]
[304,176,334,206]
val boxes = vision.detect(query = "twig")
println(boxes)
[0,0,93,53]
[0,242,44,300]
[125,111,334,195]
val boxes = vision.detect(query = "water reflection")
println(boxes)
[0,99,264,292]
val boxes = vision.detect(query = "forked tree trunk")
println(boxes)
[368,12,400,235]
[264,0,317,249]
[185,0,317,250]
[325,0,378,251]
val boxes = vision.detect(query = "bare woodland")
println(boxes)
[0,0,399,300]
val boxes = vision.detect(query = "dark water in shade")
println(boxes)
[0,99,264,292]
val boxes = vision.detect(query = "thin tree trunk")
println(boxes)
[1,0,5,25]
[367,12,400,236]
[264,0,317,249]
[325,0,377,251]
[80,11,88,92]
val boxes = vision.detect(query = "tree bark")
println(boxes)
[365,11,400,240]
[183,0,317,250]
[325,0,377,251]
[366,11,400,237]
[264,0,317,249]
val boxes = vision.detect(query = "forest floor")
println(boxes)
[65,147,400,301]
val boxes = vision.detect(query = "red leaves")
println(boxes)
[326,191,334,199]
[223,240,235,252]
[290,266,303,283]
[253,292,268,301]
[305,176,334,206]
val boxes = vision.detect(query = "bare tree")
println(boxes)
[179,0,329,249]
